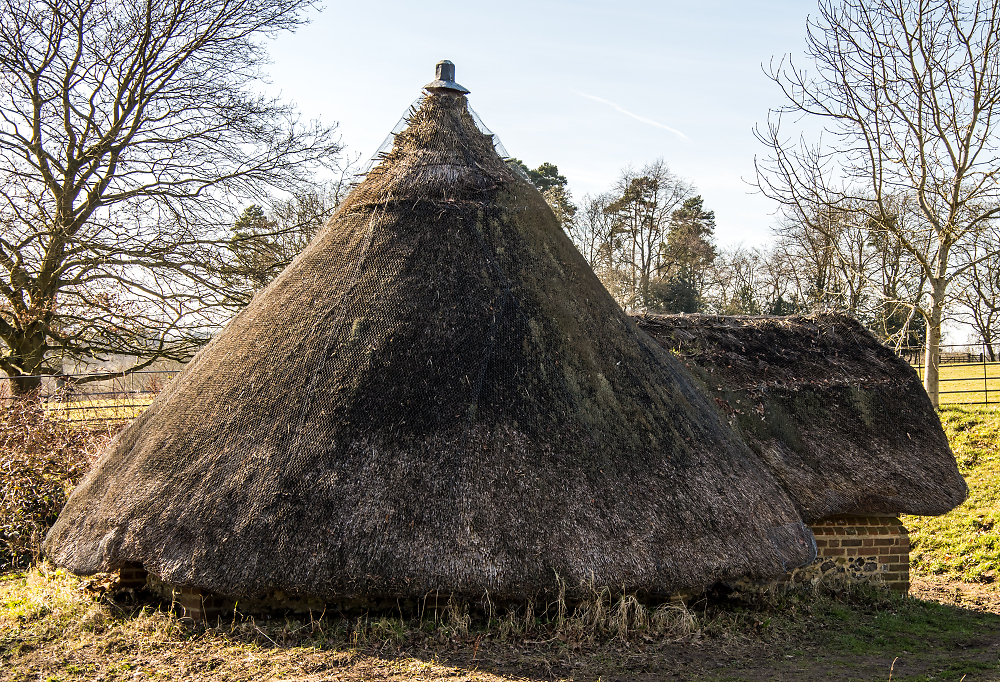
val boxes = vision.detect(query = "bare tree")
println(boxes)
[0,0,342,394]
[704,246,765,315]
[769,194,930,346]
[771,208,845,311]
[702,245,803,316]
[571,192,621,295]
[865,209,929,348]
[755,0,1000,406]
[955,225,1000,359]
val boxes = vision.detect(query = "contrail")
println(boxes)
[576,91,689,140]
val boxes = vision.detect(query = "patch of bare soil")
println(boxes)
[911,573,1000,614]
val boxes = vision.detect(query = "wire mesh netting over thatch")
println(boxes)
[47,87,875,606]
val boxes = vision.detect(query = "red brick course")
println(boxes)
[780,515,910,593]
[117,563,148,590]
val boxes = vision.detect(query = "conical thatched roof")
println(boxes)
[635,313,968,522]
[45,74,816,602]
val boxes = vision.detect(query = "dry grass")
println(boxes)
[0,562,713,681]
[3,563,999,682]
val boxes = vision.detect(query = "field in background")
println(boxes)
[44,396,154,422]
[912,362,1000,405]
[1,370,175,424]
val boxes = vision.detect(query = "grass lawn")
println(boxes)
[903,405,1000,583]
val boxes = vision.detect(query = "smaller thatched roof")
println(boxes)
[634,313,968,523]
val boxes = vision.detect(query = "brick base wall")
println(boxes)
[783,514,910,592]
[145,573,232,623]
[117,562,148,590]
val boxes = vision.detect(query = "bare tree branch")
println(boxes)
[0,0,343,394]
[754,0,1000,406]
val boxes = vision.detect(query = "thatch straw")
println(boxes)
[635,313,968,522]
[45,90,817,604]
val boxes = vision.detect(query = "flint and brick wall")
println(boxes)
[146,573,232,623]
[783,514,910,592]
[117,562,148,591]
[167,586,230,623]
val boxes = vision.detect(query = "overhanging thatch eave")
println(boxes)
[634,312,968,522]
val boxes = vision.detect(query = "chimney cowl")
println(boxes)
[424,60,470,94]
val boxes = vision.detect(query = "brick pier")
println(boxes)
[785,514,910,592]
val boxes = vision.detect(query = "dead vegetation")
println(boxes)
[1,562,712,681]
[3,562,999,682]
[0,400,121,571]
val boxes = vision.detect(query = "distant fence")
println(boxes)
[896,342,999,406]
[2,343,997,420]
[0,370,179,423]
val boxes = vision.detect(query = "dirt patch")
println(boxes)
[911,573,1000,614]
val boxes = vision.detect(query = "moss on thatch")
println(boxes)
[634,313,968,522]
[44,90,816,603]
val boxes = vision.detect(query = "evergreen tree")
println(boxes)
[527,162,568,192]
[509,159,577,232]
[654,196,717,313]
[226,205,283,291]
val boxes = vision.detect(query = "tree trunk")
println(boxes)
[639,271,650,309]
[7,372,42,397]
[983,330,997,362]
[923,280,947,408]
[3,330,48,397]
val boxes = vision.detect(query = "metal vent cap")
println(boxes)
[424,60,470,94]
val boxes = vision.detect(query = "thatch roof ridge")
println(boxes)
[635,312,915,389]
[45,90,817,602]
[635,312,968,522]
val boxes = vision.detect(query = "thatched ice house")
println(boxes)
[45,63,963,617]
[45,62,816,615]
[635,313,968,591]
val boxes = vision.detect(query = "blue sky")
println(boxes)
[263,0,819,247]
